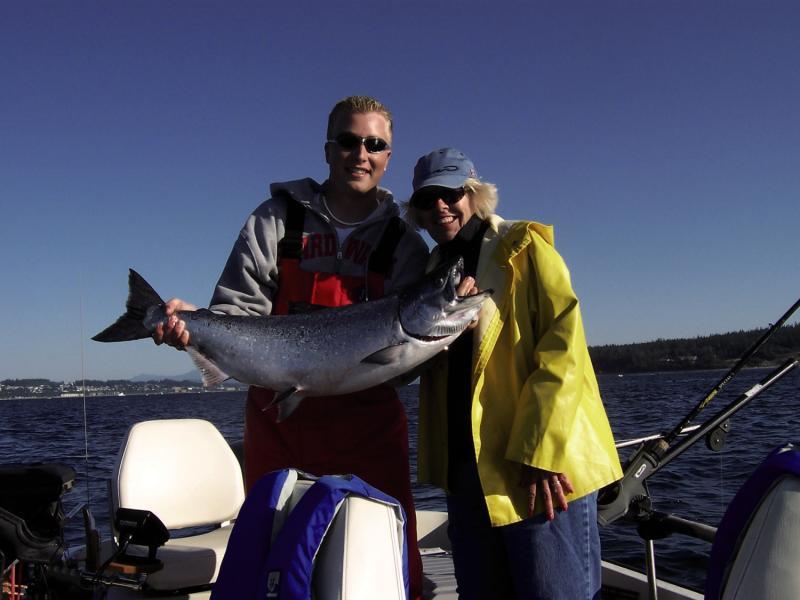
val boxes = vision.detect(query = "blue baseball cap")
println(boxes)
[411,148,477,195]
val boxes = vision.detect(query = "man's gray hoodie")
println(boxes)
[210,178,430,316]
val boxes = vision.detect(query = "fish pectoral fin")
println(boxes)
[266,386,304,423]
[186,348,230,388]
[361,343,408,365]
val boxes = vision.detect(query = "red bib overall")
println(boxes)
[243,200,423,598]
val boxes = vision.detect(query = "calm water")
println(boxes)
[2,367,798,592]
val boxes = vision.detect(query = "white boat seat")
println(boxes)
[110,419,245,591]
[313,495,406,600]
[705,444,800,600]
[720,475,800,600]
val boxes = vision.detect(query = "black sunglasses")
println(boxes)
[410,187,465,210]
[328,132,391,154]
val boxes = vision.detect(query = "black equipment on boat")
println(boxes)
[0,463,76,567]
[109,507,169,574]
[0,465,174,600]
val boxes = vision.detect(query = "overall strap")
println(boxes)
[276,193,305,261]
[368,216,407,276]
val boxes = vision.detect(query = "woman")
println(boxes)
[406,148,622,599]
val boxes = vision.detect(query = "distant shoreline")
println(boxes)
[0,388,247,402]
[4,365,793,401]
[592,361,793,375]
[588,323,799,375]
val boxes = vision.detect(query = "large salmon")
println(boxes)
[93,258,491,421]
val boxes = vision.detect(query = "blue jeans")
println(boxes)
[446,461,601,599]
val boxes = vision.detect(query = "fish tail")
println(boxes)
[92,269,165,342]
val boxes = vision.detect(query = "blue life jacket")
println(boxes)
[212,469,408,600]
[211,469,301,599]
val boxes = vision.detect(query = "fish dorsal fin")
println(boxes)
[264,386,304,423]
[361,343,407,365]
[186,347,230,388]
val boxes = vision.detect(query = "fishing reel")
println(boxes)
[598,420,731,528]
[706,419,730,452]
[597,439,669,526]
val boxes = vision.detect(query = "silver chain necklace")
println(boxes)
[322,194,375,227]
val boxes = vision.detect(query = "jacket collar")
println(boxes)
[475,214,553,283]
[269,178,400,223]
[425,214,556,381]
[473,216,555,376]
[426,214,555,277]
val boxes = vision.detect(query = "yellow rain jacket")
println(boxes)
[418,215,622,526]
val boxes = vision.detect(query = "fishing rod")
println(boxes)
[661,295,800,446]
[656,358,798,474]
[79,275,102,570]
[598,295,800,526]
[598,357,798,525]
[80,280,91,508]
[614,425,701,450]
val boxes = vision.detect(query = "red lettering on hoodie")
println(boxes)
[302,233,337,259]
[343,238,372,266]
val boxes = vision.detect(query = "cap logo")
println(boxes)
[431,165,460,175]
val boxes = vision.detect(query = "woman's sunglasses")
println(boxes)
[328,132,391,154]
[410,187,465,211]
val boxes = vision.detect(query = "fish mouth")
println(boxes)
[406,287,492,342]
[399,255,493,343]
[412,334,446,342]
[411,328,455,342]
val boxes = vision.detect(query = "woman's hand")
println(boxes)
[518,465,574,520]
[456,275,478,297]
[457,276,481,330]
[153,298,197,350]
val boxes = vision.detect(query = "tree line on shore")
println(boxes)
[589,323,800,373]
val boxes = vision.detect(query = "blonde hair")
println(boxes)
[404,178,498,230]
[327,95,393,140]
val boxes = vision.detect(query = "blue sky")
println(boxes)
[2,1,798,381]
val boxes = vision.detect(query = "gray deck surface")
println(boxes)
[422,551,457,599]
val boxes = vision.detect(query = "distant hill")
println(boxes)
[131,370,201,383]
[589,323,800,374]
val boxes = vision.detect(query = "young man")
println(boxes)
[158,96,428,598]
